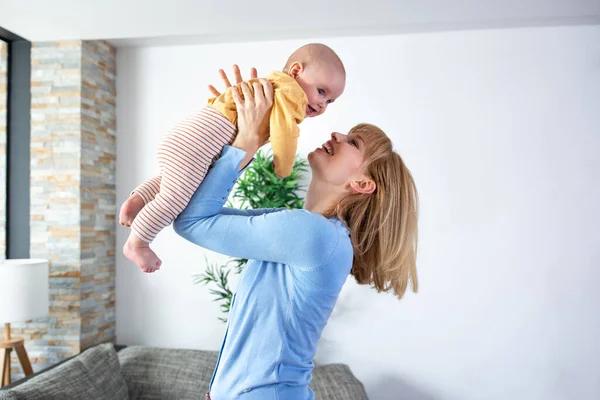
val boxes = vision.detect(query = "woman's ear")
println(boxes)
[350,177,376,194]
[288,62,304,79]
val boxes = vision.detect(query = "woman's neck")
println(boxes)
[304,180,345,216]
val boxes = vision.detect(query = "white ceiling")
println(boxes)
[1,0,599,46]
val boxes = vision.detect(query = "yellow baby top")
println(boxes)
[207,71,308,178]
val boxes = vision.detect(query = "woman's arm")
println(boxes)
[203,68,284,216]
[173,146,337,269]
[174,74,338,269]
[229,79,272,170]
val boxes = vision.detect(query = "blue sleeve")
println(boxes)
[219,207,283,217]
[174,146,339,269]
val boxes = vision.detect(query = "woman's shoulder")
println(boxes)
[287,212,353,284]
[283,209,347,233]
[281,209,352,265]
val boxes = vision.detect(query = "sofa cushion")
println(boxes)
[118,346,218,400]
[312,363,368,400]
[0,343,129,400]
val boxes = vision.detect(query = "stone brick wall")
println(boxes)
[4,40,116,380]
[79,41,117,349]
[0,41,7,260]
[29,41,84,372]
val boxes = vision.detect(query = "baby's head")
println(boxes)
[283,43,346,118]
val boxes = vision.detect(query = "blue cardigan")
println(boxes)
[174,146,353,400]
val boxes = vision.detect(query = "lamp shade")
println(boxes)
[0,259,49,324]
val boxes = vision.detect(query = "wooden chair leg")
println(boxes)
[1,348,11,387]
[14,345,33,376]
[0,349,6,387]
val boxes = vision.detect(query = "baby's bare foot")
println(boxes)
[123,234,162,273]
[119,193,145,227]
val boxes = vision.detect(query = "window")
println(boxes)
[0,39,6,259]
[0,26,31,259]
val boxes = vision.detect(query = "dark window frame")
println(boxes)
[0,26,31,259]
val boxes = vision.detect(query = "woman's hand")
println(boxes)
[208,64,258,97]
[231,79,274,171]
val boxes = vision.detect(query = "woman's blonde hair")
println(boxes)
[332,123,419,299]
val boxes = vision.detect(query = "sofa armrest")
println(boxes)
[0,343,125,391]
[312,363,369,400]
[0,343,128,400]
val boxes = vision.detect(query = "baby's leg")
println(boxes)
[119,176,162,226]
[124,165,209,273]
[125,107,237,273]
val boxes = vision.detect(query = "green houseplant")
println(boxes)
[193,150,308,322]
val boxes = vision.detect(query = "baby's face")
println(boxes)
[295,64,345,118]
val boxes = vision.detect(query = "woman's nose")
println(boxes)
[331,132,341,141]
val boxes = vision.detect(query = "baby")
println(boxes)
[119,43,346,273]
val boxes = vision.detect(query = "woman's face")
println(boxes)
[308,131,368,189]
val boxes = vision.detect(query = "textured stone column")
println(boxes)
[0,41,7,260]
[6,40,116,379]
[79,41,117,350]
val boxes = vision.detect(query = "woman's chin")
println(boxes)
[307,153,329,176]
[307,150,325,165]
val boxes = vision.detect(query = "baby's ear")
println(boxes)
[289,62,303,78]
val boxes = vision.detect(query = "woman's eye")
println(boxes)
[318,88,325,96]
[350,139,358,148]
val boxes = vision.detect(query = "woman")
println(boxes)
[174,68,419,400]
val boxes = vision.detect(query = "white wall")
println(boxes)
[116,25,600,400]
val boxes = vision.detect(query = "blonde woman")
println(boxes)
[174,68,419,400]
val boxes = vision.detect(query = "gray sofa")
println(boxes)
[0,344,368,399]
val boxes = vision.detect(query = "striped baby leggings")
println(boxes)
[130,107,237,243]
